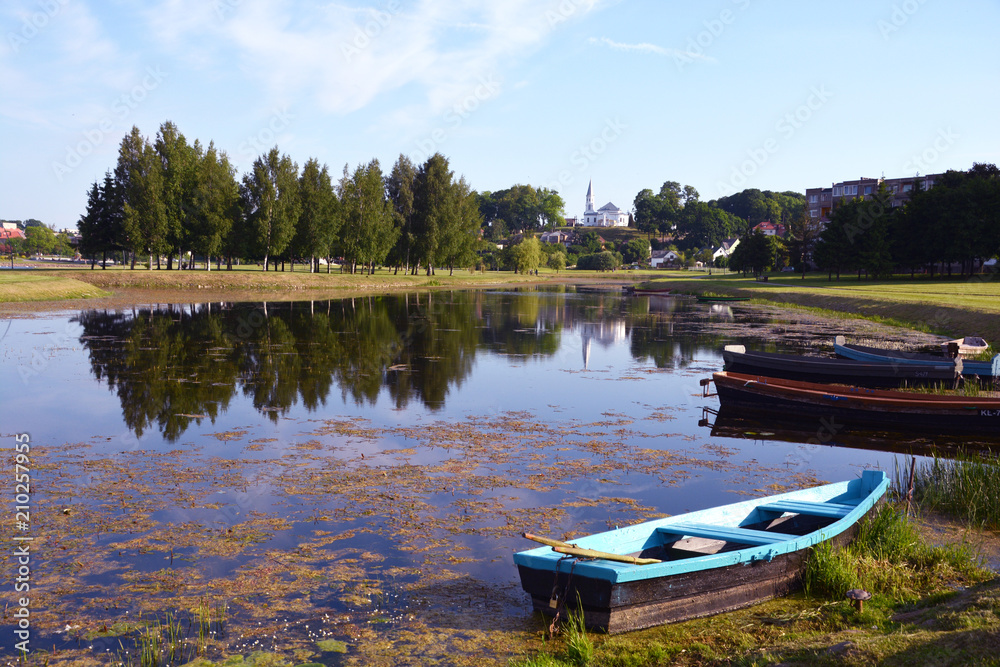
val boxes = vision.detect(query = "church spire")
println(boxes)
[585,179,595,213]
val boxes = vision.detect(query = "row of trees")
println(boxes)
[813,163,1000,279]
[78,122,485,274]
[724,163,1000,280]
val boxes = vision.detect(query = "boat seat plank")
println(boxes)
[656,523,798,546]
[757,500,855,519]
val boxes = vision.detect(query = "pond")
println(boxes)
[0,287,978,665]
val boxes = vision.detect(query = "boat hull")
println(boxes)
[723,348,958,388]
[518,529,856,633]
[713,371,1000,434]
[514,471,888,633]
[834,342,997,378]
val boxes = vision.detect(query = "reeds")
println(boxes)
[905,452,1000,531]
[113,600,227,667]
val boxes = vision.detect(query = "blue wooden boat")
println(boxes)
[514,470,889,633]
[834,336,999,379]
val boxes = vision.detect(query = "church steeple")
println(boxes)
[585,179,595,213]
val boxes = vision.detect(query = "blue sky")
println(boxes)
[2,0,998,229]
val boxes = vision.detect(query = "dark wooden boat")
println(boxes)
[710,371,1000,434]
[722,345,960,388]
[514,470,888,633]
[834,336,999,378]
[697,295,749,302]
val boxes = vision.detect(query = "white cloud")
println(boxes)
[130,0,605,125]
[589,36,717,63]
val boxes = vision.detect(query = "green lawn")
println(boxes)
[0,270,109,302]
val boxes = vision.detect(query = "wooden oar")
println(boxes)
[522,532,661,565]
[522,532,576,549]
[552,545,661,565]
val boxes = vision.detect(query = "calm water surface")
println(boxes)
[0,287,964,663]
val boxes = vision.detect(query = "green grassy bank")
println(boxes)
[642,272,1000,342]
[0,270,109,302]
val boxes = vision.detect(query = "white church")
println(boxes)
[581,180,629,227]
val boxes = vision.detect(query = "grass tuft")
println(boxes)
[803,504,987,606]
[907,452,1000,531]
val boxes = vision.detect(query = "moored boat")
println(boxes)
[514,470,889,633]
[834,336,999,378]
[697,295,749,302]
[941,336,989,356]
[709,370,1000,434]
[722,344,960,388]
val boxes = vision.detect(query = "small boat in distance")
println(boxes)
[697,295,749,302]
[624,286,674,295]
[834,336,999,378]
[941,336,989,357]
[722,344,960,388]
[514,470,889,633]
[709,370,1000,434]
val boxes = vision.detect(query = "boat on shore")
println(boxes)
[722,344,960,388]
[941,336,989,356]
[833,336,998,378]
[709,370,1000,434]
[514,470,889,633]
[624,286,674,295]
[697,295,749,303]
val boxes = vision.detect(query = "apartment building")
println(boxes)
[806,173,942,224]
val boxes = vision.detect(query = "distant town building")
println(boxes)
[806,173,943,224]
[752,221,785,237]
[581,180,628,227]
[539,230,572,246]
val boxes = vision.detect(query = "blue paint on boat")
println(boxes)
[835,342,998,378]
[513,470,889,584]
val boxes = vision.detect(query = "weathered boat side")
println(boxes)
[518,523,860,633]
[722,346,958,388]
[834,340,997,378]
[712,370,1000,433]
[514,471,888,633]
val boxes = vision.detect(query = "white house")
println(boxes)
[712,237,740,262]
[581,180,628,227]
[650,249,680,268]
